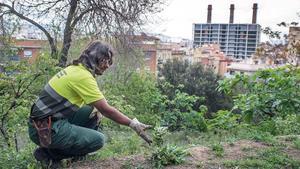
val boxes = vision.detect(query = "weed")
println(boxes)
[211,143,224,157]
[151,144,187,168]
[150,126,187,168]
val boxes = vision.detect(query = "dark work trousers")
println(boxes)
[28,105,105,160]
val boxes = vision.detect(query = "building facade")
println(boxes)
[193,4,261,59]
[193,23,261,59]
[15,39,47,63]
[193,44,232,76]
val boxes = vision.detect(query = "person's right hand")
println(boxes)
[129,118,152,145]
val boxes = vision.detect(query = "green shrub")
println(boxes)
[0,144,38,169]
[0,54,58,151]
[158,59,232,113]
[218,66,300,123]
[182,110,207,132]
[206,110,240,131]
[100,72,162,126]
[160,90,207,131]
[256,120,277,135]
[274,114,300,135]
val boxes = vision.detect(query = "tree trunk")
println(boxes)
[59,30,73,67]
[14,132,18,152]
[0,127,11,148]
[58,0,78,67]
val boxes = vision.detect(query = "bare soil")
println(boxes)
[68,139,300,169]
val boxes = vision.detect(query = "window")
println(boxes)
[211,24,219,29]
[144,51,153,61]
[24,50,32,57]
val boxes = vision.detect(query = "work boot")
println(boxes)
[70,155,88,162]
[34,147,62,169]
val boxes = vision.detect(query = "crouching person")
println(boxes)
[28,41,152,168]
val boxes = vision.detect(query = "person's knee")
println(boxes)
[93,132,105,150]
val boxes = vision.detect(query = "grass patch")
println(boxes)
[223,147,300,169]
[293,138,300,150]
[91,129,148,160]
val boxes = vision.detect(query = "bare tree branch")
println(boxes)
[0,2,58,57]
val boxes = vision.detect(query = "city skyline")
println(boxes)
[147,0,300,42]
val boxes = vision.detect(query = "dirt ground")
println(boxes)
[68,139,300,169]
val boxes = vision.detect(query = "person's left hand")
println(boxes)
[129,118,152,145]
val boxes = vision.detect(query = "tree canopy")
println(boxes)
[0,0,165,66]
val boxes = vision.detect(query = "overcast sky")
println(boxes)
[147,0,300,41]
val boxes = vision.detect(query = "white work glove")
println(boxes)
[129,118,152,145]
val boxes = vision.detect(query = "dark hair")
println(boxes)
[73,41,114,76]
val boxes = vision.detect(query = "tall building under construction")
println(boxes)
[193,3,261,59]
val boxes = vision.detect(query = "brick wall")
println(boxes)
[15,39,47,63]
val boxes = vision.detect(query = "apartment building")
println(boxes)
[193,4,261,59]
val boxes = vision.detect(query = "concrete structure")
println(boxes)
[193,3,261,59]
[226,57,283,76]
[193,44,232,76]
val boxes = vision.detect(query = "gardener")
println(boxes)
[28,41,152,168]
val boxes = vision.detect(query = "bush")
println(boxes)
[206,110,240,131]
[218,66,300,123]
[159,90,207,131]
[0,144,38,169]
[0,54,58,150]
[158,59,232,113]
[273,114,300,135]
[100,72,162,126]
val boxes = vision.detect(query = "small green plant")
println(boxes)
[211,143,224,157]
[152,126,168,146]
[151,144,187,168]
[150,126,187,168]
[227,137,236,147]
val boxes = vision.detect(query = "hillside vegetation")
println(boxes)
[0,52,299,169]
